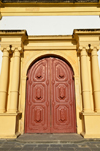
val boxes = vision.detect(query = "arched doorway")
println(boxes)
[25,57,76,133]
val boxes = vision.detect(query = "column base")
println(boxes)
[81,132,100,139]
[95,109,100,113]
[0,109,6,113]
[81,112,100,138]
[0,132,20,139]
[0,112,22,138]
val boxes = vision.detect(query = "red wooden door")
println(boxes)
[25,57,76,133]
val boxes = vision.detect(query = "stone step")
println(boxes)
[17,133,85,143]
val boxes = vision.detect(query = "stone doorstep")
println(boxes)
[15,134,100,144]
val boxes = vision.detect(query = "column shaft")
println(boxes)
[0,49,9,113]
[91,48,100,112]
[80,48,92,112]
[8,50,20,113]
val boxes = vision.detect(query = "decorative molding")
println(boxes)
[74,29,100,52]
[11,46,23,53]
[0,45,13,54]
[1,0,99,3]
[0,2,100,16]
[0,30,28,54]
[88,45,100,50]
[0,29,100,52]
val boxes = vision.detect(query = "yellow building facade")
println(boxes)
[0,0,100,139]
[0,29,100,138]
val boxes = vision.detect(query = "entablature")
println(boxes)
[73,29,100,51]
[0,30,27,52]
[0,1,100,18]
[0,29,100,51]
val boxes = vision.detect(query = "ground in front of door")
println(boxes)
[0,139,100,151]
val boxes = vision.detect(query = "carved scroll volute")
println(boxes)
[60,109,65,121]
[35,109,41,122]
[59,68,64,78]
[59,87,65,99]
[36,88,41,99]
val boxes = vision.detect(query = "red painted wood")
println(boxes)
[51,58,76,133]
[25,57,76,133]
[25,58,50,133]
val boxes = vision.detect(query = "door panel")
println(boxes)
[51,58,76,133]
[25,59,50,133]
[25,57,76,133]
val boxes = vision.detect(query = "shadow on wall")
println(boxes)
[0,51,3,75]
[97,49,100,71]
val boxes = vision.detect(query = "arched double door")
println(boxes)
[25,57,76,133]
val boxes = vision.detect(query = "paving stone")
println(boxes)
[63,144,78,147]
[1,144,13,148]
[50,144,62,147]
[0,148,9,151]
[10,147,22,149]
[33,150,47,151]
[34,147,48,149]
[60,147,75,151]
[0,140,5,143]
[14,145,22,148]
[0,141,5,144]
[21,148,33,151]
[90,149,100,151]
[21,150,33,151]
[78,144,89,147]
[21,149,34,151]
[87,144,97,148]
[48,148,60,151]
[75,148,91,151]
[35,148,47,150]
[19,143,26,147]
[23,145,35,148]
[24,144,36,146]
[96,144,100,147]
[38,144,49,147]
[88,141,100,144]
[4,141,16,144]
[10,148,22,151]
[2,138,100,151]
[22,148,34,150]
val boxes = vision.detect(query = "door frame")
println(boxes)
[24,54,77,133]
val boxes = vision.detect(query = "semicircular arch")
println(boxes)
[22,51,79,77]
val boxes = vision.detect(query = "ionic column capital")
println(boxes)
[1,46,12,54]
[78,46,89,52]
[88,45,100,52]
[78,46,89,57]
[89,46,100,57]
[11,46,23,53]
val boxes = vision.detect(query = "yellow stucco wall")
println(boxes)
[0,30,100,138]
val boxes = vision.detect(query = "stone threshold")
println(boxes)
[16,133,87,143]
